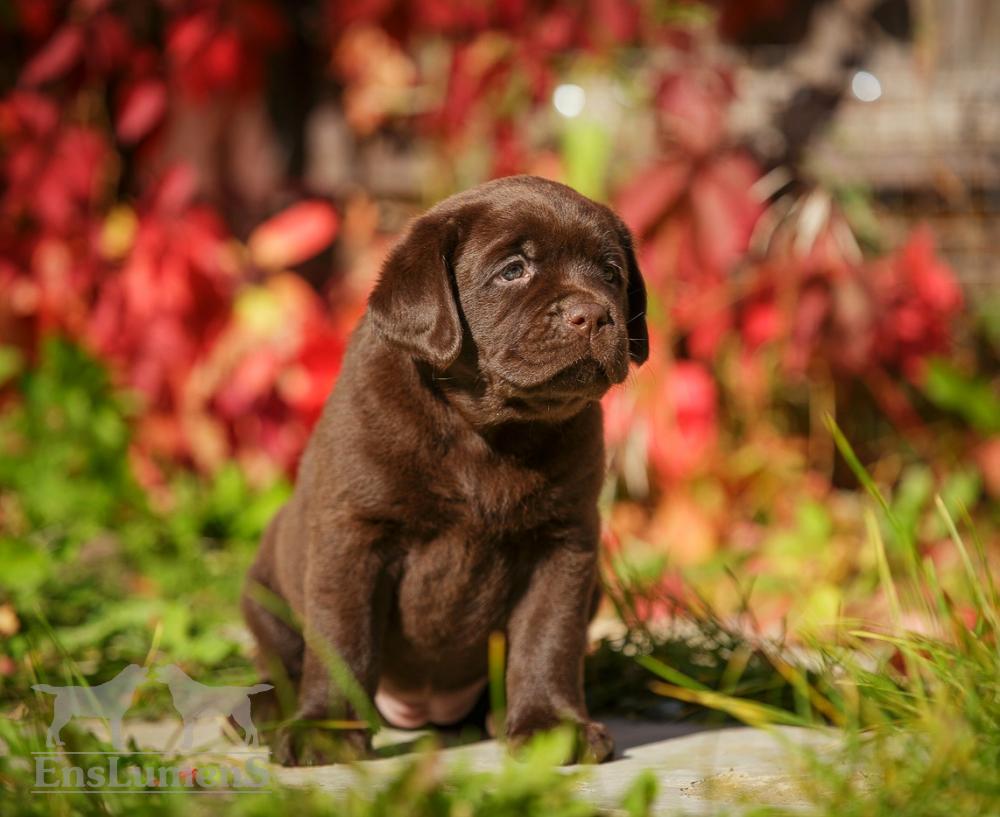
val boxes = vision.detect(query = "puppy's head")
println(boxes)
[369,176,648,422]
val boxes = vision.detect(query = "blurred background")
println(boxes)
[0,0,997,686]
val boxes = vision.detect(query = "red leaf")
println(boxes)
[615,159,690,238]
[742,297,782,349]
[900,226,962,313]
[657,70,729,157]
[589,0,639,44]
[1,91,58,138]
[167,12,213,65]
[116,79,167,144]
[238,0,291,49]
[90,12,133,75]
[14,0,59,39]
[201,30,243,90]
[690,154,762,273]
[535,7,579,51]
[648,361,719,481]
[248,201,339,269]
[974,438,1000,499]
[20,25,84,86]
[151,164,198,214]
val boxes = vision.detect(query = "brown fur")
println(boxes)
[242,175,648,765]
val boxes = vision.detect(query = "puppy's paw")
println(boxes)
[577,720,614,764]
[505,717,615,765]
[271,722,371,767]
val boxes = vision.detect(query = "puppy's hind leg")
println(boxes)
[242,586,303,684]
[241,552,302,729]
[245,511,303,670]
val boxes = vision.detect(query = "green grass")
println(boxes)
[631,420,1000,816]
[1,340,997,816]
[0,338,289,709]
[0,712,659,817]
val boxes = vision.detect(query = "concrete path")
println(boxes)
[278,719,835,814]
[89,716,839,814]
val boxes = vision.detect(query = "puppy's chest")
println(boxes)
[387,441,589,659]
[391,457,545,635]
[438,444,558,530]
[395,530,519,644]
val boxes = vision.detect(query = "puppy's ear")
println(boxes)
[369,211,463,370]
[615,218,649,366]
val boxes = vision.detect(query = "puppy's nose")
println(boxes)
[564,302,610,337]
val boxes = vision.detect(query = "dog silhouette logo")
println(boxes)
[153,664,273,750]
[32,664,148,750]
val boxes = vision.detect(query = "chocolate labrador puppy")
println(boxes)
[242,175,648,766]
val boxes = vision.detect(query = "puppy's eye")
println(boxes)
[601,266,620,284]
[499,261,526,282]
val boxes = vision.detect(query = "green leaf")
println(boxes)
[563,119,612,201]
[620,769,659,817]
[922,358,1000,434]
[0,539,50,595]
[0,345,23,388]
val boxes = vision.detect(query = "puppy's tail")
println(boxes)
[246,684,274,696]
[32,684,60,695]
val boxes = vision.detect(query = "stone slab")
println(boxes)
[84,716,839,814]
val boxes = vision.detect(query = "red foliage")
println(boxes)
[19,25,85,87]
[1,11,340,481]
[617,65,764,364]
[605,53,964,483]
[87,188,237,420]
[249,202,340,270]
[870,227,963,380]
[167,2,287,101]
[116,79,168,145]
[0,0,968,495]
[189,274,345,479]
[647,361,719,482]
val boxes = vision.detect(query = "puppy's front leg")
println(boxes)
[504,534,613,763]
[276,526,391,766]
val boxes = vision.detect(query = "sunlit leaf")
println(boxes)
[20,26,83,86]
[248,201,340,269]
[116,79,168,144]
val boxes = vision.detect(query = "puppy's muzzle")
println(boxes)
[563,301,611,339]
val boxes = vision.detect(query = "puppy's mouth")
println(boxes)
[495,356,614,407]
[498,335,627,387]
[543,357,613,394]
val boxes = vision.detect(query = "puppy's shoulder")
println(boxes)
[296,316,449,497]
